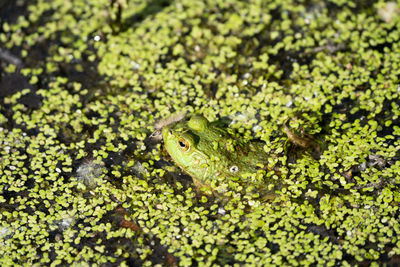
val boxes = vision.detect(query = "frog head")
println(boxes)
[162,115,270,192]
[162,115,213,182]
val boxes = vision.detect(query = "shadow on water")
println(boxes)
[0,0,30,23]
[118,0,174,33]
[0,0,41,108]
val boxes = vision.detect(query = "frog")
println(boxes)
[162,115,280,192]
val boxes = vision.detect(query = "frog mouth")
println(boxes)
[187,151,211,179]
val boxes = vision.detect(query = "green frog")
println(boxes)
[162,115,283,193]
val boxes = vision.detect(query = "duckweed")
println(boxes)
[1,0,400,266]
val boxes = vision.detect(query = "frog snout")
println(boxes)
[162,126,171,141]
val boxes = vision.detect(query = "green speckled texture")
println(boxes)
[163,115,272,192]
[0,0,400,265]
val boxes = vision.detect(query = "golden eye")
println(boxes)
[178,137,190,152]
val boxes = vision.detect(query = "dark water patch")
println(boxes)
[0,71,38,102]
[0,0,31,24]
[119,0,173,33]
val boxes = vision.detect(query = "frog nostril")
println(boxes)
[162,127,171,138]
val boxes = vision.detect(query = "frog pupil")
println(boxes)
[179,141,186,147]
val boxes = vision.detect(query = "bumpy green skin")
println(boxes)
[162,115,269,187]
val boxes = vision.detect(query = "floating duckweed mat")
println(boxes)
[1,0,400,265]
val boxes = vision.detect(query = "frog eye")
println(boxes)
[188,115,209,131]
[229,165,239,173]
[178,137,190,152]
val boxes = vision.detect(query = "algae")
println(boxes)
[0,0,400,265]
